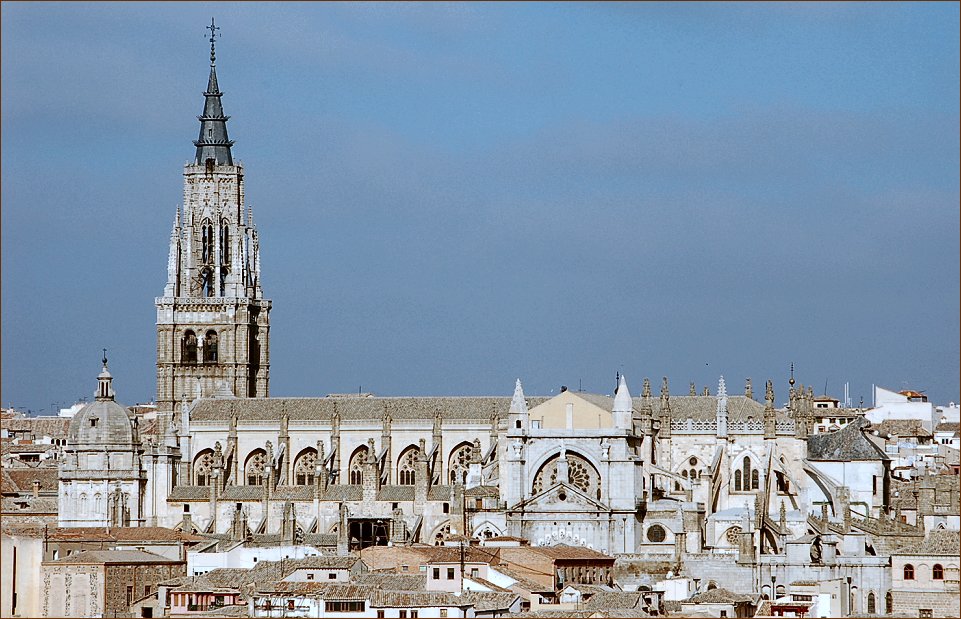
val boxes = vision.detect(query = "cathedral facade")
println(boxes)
[55,32,911,612]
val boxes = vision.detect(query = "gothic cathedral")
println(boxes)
[155,29,270,414]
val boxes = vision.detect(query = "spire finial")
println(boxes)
[102,348,108,368]
[789,362,795,386]
[207,18,220,66]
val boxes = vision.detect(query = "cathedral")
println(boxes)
[55,30,923,612]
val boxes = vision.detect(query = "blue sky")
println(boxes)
[2,2,959,413]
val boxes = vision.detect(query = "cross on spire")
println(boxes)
[207,18,220,66]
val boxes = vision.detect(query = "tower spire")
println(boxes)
[194,18,233,166]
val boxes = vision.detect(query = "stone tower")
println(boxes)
[156,21,270,414]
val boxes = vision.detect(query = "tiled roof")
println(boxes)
[530,544,615,561]
[168,485,211,500]
[47,549,182,564]
[0,469,18,494]
[303,533,338,547]
[377,485,415,502]
[875,419,932,438]
[465,485,500,497]
[190,396,517,422]
[1,417,71,436]
[284,556,360,570]
[186,393,770,423]
[353,573,427,590]
[46,526,205,543]
[688,587,753,604]
[221,486,266,500]
[428,485,453,501]
[934,422,960,435]
[583,591,644,610]
[893,530,960,556]
[4,468,59,492]
[271,485,314,501]
[425,546,500,565]
[170,574,242,593]
[320,485,363,501]
[369,590,471,608]
[462,591,520,612]
[1,496,58,513]
[807,417,888,461]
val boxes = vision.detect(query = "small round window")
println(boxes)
[647,524,666,543]
[688,457,698,466]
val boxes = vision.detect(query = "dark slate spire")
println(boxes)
[193,18,234,166]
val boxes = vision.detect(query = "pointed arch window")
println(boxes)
[449,444,473,485]
[201,221,214,264]
[885,592,893,614]
[398,447,418,486]
[735,458,759,491]
[194,449,214,486]
[294,449,318,486]
[245,449,267,486]
[220,221,231,265]
[183,330,198,365]
[348,446,368,485]
[203,330,218,363]
[201,268,214,297]
[867,592,876,614]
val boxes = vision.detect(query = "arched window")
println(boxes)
[220,221,230,265]
[79,493,88,516]
[775,585,785,598]
[201,221,214,264]
[194,449,214,486]
[885,592,892,614]
[94,493,103,516]
[203,330,218,363]
[348,446,368,485]
[432,522,450,546]
[735,458,758,491]
[245,449,267,486]
[933,564,944,580]
[682,470,689,479]
[867,592,876,614]
[903,564,914,580]
[294,448,317,486]
[449,443,473,485]
[397,447,418,486]
[201,268,213,297]
[183,330,198,364]
[531,452,600,498]
[689,468,698,479]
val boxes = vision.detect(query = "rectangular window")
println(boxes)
[402,565,409,572]
[471,568,479,578]
[447,568,455,580]
[400,611,407,618]
[327,601,365,613]
[377,612,385,619]
[287,600,295,610]
[919,610,933,618]
[127,586,133,606]
[411,612,418,619]
[720,612,727,618]
[433,568,440,580]
[307,574,314,581]
[440,610,448,618]
[328,573,337,580]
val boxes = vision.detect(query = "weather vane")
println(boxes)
[207,18,221,66]
[102,348,108,366]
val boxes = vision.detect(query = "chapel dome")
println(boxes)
[67,361,134,447]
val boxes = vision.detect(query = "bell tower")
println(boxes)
[156,19,270,414]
